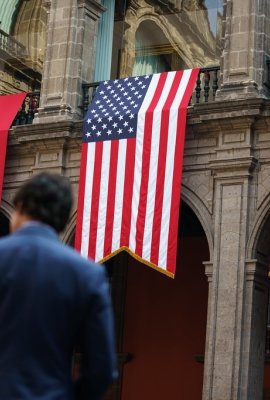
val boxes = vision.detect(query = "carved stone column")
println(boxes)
[35,0,105,123]
[217,0,268,99]
[202,132,261,399]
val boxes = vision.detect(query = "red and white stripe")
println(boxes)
[75,69,199,277]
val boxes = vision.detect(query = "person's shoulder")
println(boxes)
[59,243,106,278]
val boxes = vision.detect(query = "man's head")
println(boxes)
[11,172,73,233]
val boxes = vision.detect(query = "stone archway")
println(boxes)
[246,203,270,399]
[11,0,47,74]
[111,199,210,400]
[118,0,219,77]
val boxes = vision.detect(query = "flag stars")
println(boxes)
[118,128,123,134]
[87,118,91,124]
[128,127,133,133]
[96,131,101,137]
[102,123,107,129]
[91,125,96,130]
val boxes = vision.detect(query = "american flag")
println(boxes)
[75,69,199,277]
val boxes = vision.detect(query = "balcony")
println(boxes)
[13,66,220,126]
[82,66,220,115]
[0,28,27,60]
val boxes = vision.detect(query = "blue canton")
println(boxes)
[83,75,153,143]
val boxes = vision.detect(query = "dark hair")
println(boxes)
[13,172,73,233]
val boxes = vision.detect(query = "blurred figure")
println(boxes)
[0,172,117,399]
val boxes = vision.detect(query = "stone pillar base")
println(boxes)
[33,105,82,124]
[215,80,264,101]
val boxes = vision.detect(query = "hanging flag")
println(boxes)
[75,69,199,278]
[0,92,27,202]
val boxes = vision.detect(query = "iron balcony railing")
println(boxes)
[13,92,40,126]
[13,67,220,126]
[82,66,221,115]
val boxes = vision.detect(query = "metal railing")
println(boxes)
[13,92,40,126]
[12,66,220,126]
[0,29,27,59]
[82,66,221,115]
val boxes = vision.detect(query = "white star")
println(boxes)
[108,116,113,121]
[129,114,135,119]
[145,75,150,79]
[124,77,129,81]
[128,127,133,133]
[127,82,132,86]
[118,128,123,134]
[133,104,138,108]
[87,118,91,124]
[112,122,118,128]
[142,85,146,89]
[86,132,91,137]
[96,131,101,136]
[124,121,129,127]
[100,90,105,94]
[91,109,96,113]
[102,124,107,129]
[104,81,108,85]
[134,77,139,81]
[98,117,102,123]
[118,115,123,120]
[91,125,96,130]
[108,130,112,135]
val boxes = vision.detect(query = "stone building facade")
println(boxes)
[1,0,270,399]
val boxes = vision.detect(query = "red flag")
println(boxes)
[75,69,199,277]
[0,93,27,201]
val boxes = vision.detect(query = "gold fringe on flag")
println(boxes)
[99,246,175,279]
